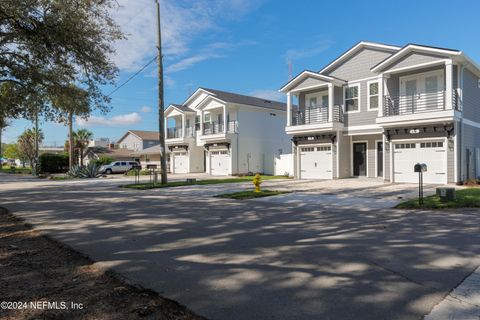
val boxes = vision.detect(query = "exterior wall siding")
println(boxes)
[461,123,480,180]
[462,68,480,122]
[343,80,379,126]
[295,77,329,91]
[381,52,446,71]
[325,48,394,80]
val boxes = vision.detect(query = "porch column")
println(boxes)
[328,84,334,122]
[378,75,384,117]
[223,105,227,133]
[181,114,186,138]
[286,92,292,126]
[445,60,453,110]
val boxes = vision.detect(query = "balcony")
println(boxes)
[377,89,460,127]
[166,127,195,139]
[202,121,237,136]
[292,104,344,125]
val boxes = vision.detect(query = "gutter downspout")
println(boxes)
[459,62,470,183]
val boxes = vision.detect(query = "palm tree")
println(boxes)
[74,129,93,166]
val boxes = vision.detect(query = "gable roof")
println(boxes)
[319,41,401,74]
[279,70,346,93]
[371,43,462,72]
[84,147,134,160]
[170,104,195,112]
[198,87,287,111]
[117,130,159,144]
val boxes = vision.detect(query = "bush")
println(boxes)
[124,169,149,176]
[39,153,69,173]
[92,156,115,166]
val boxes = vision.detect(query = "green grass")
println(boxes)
[121,175,289,190]
[0,167,32,174]
[50,175,74,181]
[215,189,290,199]
[395,187,480,209]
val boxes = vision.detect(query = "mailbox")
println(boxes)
[146,164,157,170]
[414,163,427,173]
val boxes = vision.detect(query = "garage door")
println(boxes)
[299,145,332,179]
[210,150,230,176]
[393,140,447,184]
[173,152,188,174]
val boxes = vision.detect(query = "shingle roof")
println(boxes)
[171,104,195,112]
[200,88,287,111]
[86,147,135,160]
[129,130,159,141]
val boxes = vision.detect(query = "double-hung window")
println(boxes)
[368,81,379,110]
[345,84,360,112]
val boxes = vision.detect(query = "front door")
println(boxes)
[353,143,367,176]
[377,141,383,177]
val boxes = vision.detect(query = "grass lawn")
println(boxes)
[121,175,289,190]
[215,189,290,199]
[50,175,74,181]
[0,167,32,174]
[396,187,480,209]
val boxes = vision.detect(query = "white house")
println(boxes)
[165,88,291,175]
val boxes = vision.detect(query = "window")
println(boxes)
[321,95,329,108]
[122,143,127,149]
[368,81,379,110]
[204,113,210,122]
[420,141,443,148]
[345,85,360,112]
[309,97,317,108]
[318,146,331,151]
[195,115,200,123]
[395,143,416,149]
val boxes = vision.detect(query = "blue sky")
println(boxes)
[5,0,480,145]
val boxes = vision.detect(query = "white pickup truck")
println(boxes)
[100,161,140,174]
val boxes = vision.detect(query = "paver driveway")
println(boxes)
[0,174,479,320]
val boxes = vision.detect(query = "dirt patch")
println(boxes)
[0,208,205,320]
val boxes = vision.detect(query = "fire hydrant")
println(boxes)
[252,173,261,193]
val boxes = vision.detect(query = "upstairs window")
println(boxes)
[368,81,379,110]
[309,97,317,108]
[345,84,359,112]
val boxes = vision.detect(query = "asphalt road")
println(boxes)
[1,175,479,320]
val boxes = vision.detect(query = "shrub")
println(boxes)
[92,156,114,166]
[39,153,69,173]
[67,163,102,178]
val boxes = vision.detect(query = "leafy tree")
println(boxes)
[17,128,44,168]
[92,155,114,166]
[3,143,18,159]
[74,129,93,166]
[0,0,123,120]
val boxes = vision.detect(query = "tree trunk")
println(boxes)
[68,112,73,169]
[80,146,84,166]
[0,126,3,166]
[34,110,39,176]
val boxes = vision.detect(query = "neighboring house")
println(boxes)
[83,147,134,165]
[164,88,290,175]
[116,130,159,152]
[280,41,480,184]
[88,138,110,148]
[39,146,65,155]
[131,145,171,172]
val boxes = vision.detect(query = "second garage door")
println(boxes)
[393,140,447,184]
[173,152,188,173]
[299,145,333,179]
[210,150,230,176]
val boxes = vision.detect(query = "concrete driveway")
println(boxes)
[0,174,479,320]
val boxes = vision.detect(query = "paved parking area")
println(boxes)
[0,174,477,320]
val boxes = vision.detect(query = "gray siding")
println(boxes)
[381,52,447,71]
[343,80,379,126]
[462,68,480,122]
[294,77,330,91]
[461,123,480,180]
[337,133,351,178]
[325,48,393,80]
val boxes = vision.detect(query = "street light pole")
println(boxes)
[155,0,167,184]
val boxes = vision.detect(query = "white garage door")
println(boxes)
[393,140,447,184]
[173,152,188,174]
[210,150,230,176]
[299,145,332,179]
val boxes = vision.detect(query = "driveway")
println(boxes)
[0,175,478,320]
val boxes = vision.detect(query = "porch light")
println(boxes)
[385,142,390,152]
[448,138,454,151]
[332,144,337,154]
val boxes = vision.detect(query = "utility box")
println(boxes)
[436,188,456,201]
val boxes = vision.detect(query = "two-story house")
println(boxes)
[280,41,480,184]
[164,88,290,175]
[116,130,159,152]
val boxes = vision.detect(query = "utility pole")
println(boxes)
[155,0,167,184]
[33,108,39,176]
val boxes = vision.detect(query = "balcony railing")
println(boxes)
[202,121,238,135]
[291,105,344,126]
[383,90,460,117]
[166,127,195,139]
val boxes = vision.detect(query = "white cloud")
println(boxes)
[285,38,333,62]
[166,53,224,73]
[140,106,153,113]
[249,89,286,102]
[76,113,142,127]
[110,0,262,72]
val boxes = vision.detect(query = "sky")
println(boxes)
[4,0,480,145]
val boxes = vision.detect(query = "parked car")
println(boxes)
[100,161,140,174]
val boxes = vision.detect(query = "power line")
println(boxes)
[106,56,157,97]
